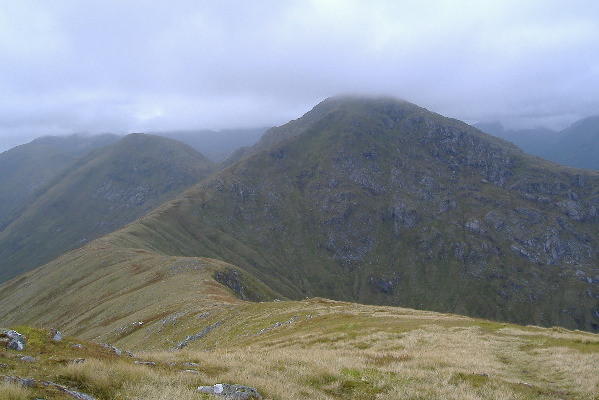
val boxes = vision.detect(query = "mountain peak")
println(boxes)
[225,95,465,165]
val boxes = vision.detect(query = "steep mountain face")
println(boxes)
[0,133,215,283]
[0,134,120,230]
[98,97,599,332]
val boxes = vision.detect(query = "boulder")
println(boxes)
[1,329,26,351]
[197,383,263,399]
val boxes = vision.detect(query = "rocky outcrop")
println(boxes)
[3,376,97,400]
[177,321,222,349]
[1,329,26,351]
[4,376,35,387]
[43,381,97,400]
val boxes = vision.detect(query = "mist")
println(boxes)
[1,0,598,152]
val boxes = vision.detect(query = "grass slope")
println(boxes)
[0,242,281,347]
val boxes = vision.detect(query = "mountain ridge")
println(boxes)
[1,96,598,336]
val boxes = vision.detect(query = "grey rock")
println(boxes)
[4,376,36,387]
[182,362,199,367]
[134,361,156,366]
[43,381,97,400]
[51,328,63,342]
[177,321,222,349]
[2,329,26,351]
[99,343,122,355]
[197,383,263,400]
[20,356,36,362]
[369,275,397,294]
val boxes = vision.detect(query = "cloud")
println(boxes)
[1,0,599,150]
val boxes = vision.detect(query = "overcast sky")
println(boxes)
[1,0,598,151]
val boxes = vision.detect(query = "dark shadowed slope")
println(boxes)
[0,133,215,283]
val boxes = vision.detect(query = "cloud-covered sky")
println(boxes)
[1,0,598,151]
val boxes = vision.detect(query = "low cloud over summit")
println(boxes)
[1,0,598,151]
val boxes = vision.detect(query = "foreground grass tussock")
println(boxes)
[2,300,599,399]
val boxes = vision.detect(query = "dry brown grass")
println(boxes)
[0,381,31,400]
[137,302,599,400]
[2,300,598,399]
[55,358,206,400]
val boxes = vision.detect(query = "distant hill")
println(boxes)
[476,116,599,170]
[2,96,597,334]
[0,134,120,230]
[0,133,215,283]
[549,116,599,170]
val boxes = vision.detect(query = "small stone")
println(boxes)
[21,356,36,362]
[99,343,122,355]
[51,329,63,342]
[134,361,156,366]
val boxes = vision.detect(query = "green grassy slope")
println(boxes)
[0,134,215,283]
